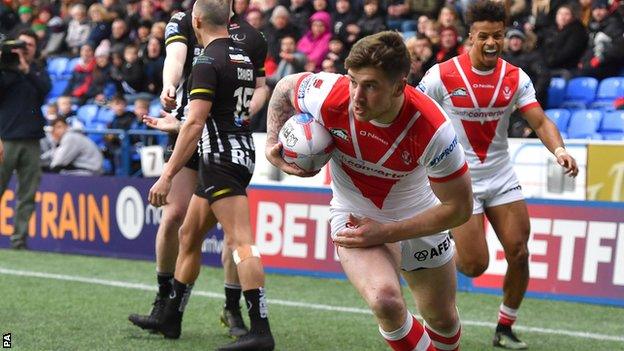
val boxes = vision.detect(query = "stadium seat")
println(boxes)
[47,57,69,79]
[599,111,624,140]
[590,77,624,110]
[149,100,161,117]
[46,79,70,100]
[103,82,117,99]
[567,109,603,139]
[96,107,115,124]
[545,109,571,132]
[402,31,416,41]
[547,77,566,109]
[63,57,81,78]
[77,104,100,124]
[561,77,598,110]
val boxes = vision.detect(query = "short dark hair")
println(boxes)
[345,31,411,82]
[51,117,68,127]
[465,0,507,28]
[17,29,38,46]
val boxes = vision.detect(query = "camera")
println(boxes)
[0,39,27,70]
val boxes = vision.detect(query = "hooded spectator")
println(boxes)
[578,0,624,78]
[297,10,332,72]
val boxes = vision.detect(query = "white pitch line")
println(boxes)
[1,267,623,343]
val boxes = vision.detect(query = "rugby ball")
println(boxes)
[279,113,334,172]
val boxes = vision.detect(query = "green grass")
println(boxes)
[0,249,622,350]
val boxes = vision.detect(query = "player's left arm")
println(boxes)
[518,70,578,177]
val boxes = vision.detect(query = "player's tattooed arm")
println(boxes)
[266,73,306,146]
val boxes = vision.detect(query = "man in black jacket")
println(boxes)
[0,30,51,250]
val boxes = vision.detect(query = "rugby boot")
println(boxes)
[220,307,249,338]
[216,332,275,351]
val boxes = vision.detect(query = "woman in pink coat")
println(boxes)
[296,11,332,72]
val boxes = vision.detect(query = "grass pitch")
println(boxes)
[0,249,622,350]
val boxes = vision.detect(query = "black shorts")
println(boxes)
[165,134,199,171]
[195,158,253,204]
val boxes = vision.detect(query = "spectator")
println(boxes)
[41,118,103,176]
[65,4,91,56]
[110,18,131,55]
[87,3,112,48]
[86,41,115,104]
[332,0,359,46]
[103,95,134,173]
[0,2,18,34]
[435,26,465,62]
[118,44,148,100]
[267,35,307,88]
[421,15,440,45]
[102,0,125,19]
[41,17,66,58]
[0,29,50,250]
[125,0,142,34]
[149,21,167,41]
[503,28,551,137]
[264,5,300,63]
[137,19,153,57]
[143,36,164,96]
[297,10,332,71]
[405,33,436,85]
[63,44,96,104]
[325,36,347,73]
[541,3,587,78]
[357,0,386,38]
[56,95,85,130]
[578,0,624,79]
[579,0,592,27]
[406,0,444,20]
[9,6,34,38]
[386,0,414,32]
[246,7,265,30]
[260,0,278,22]
[312,0,329,13]
[289,0,314,37]
[437,5,466,39]
[321,57,337,72]
[234,0,251,17]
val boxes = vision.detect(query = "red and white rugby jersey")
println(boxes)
[294,72,468,219]
[417,53,540,179]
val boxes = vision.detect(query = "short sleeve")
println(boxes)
[420,121,468,182]
[516,69,540,112]
[189,57,217,101]
[165,12,191,46]
[416,64,446,104]
[294,72,342,118]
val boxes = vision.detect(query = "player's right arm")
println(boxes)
[160,42,187,111]
[265,72,314,177]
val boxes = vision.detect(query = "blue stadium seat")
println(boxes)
[103,82,117,99]
[547,77,566,109]
[63,57,80,78]
[77,104,100,124]
[545,109,571,132]
[567,109,603,139]
[402,31,416,41]
[47,57,69,79]
[600,111,624,140]
[149,100,161,117]
[590,77,624,110]
[96,107,115,124]
[561,77,598,110]
[46,79,70,100]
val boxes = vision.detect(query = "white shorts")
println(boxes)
[472,167,524,214]
[329,211,454,271]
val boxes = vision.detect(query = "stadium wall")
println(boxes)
[1,174,623,307]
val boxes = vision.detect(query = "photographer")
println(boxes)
[0,29,50,250]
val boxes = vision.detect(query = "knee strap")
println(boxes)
[232,245,261,265]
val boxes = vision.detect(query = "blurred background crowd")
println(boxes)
[1,0,623,176]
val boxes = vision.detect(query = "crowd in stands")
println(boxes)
[1,0,623,176]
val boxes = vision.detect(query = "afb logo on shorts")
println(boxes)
[414,250,428,261]
[413,236,452,261]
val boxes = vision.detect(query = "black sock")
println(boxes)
[243,288,271,335]
[496,324,512,333]
[157,272,174,298]
[224,283,242,311]
[170,279,194,313]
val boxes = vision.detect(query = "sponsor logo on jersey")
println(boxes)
[313,78,323,88]
[416,82,426,92]
[358,130,388,145]
[428,136,458,167]
[451,87,468,97]
[230,33,247,42]
[229,53,251,64]
[193,47,203,57]
[229,22,240,30]
[165,22,178,37]
[329,128,349,142]
[401,150,412,165]
[193,55,214,66]
[472,83,495,89]
[172,12,185,20]
[503,86,512,100]
[237,68,254,82]
[450,108,506,119]
[297,76,312,100]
